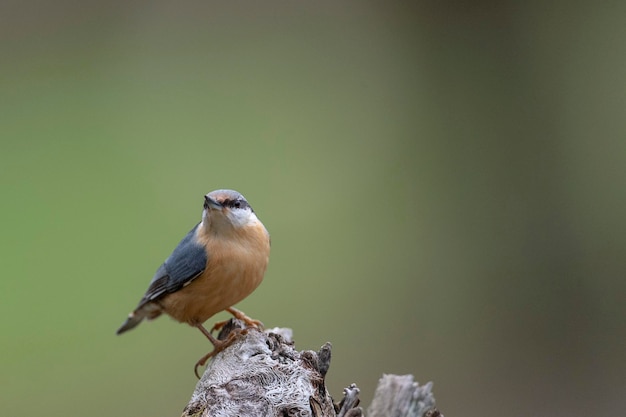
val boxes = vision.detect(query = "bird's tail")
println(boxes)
[116,310,146,335]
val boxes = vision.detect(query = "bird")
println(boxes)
[116,189,271,377]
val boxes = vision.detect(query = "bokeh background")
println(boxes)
[1,1,625,416]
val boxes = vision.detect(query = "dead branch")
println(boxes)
[181,320,440,417]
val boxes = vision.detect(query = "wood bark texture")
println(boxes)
[181,320,440,417]
[367,375,439,417]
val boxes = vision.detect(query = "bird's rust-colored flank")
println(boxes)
[161,221,270,326]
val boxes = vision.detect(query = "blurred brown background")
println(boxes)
[1,1,625,416]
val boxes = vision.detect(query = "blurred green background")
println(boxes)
[1,1,625,416]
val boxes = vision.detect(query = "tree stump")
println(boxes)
[181,320,440,417]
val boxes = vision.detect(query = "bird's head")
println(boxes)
[201,189,258,231]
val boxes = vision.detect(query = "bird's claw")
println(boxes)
[193,328,244,379]
[225,307,264,330]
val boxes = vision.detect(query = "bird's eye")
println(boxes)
[233,201,241,208]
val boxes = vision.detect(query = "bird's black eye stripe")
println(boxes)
[221,198,249,209]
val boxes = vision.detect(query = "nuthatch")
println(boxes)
[117,189,270,376]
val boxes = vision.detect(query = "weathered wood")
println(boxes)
[182,320,344,417]
[367,374,439,417]
[181,320,439,417]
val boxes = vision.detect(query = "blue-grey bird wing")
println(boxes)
[138,223,207,306]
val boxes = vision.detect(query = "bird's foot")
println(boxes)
[193,328,245,379]
[193,310,262,378]
[225,307,264,330]
[210,307,264,334]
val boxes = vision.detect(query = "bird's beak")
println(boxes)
[204,195,222,211]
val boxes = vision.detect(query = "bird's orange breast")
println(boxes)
[159,222,270,326]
